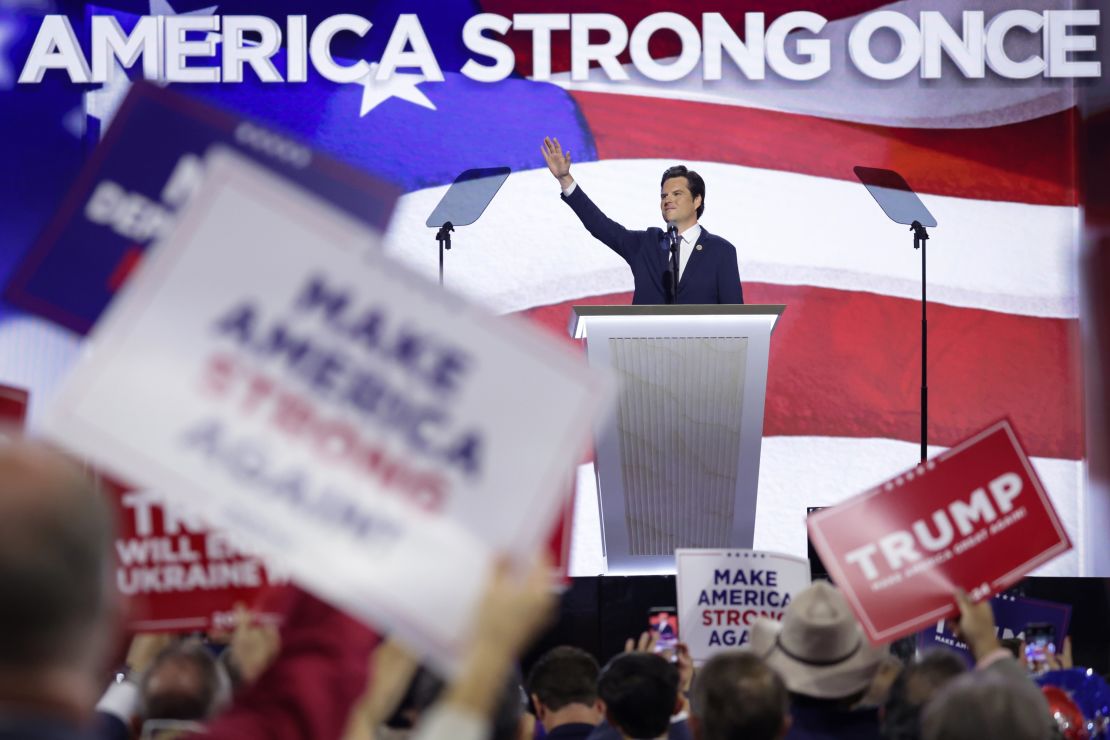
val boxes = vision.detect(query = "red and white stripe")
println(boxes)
[383,0,1086,572]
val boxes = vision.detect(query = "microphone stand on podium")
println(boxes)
[426,167,511,286]
[854,166,938,464]
[666,222,680,304]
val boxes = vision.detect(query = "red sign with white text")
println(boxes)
[808,421,1071,644]
[106,480,286,632]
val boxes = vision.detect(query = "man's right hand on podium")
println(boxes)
[542,136,575,192]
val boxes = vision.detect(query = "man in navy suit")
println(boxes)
[542,137,743,305]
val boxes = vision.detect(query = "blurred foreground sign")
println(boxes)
[676,549,810,665]
[4,82,396,335]
[41,147,611,669]
[808,421,1071,644]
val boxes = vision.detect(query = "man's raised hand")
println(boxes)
[542,137,574,190]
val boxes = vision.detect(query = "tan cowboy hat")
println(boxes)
[750,580,888,699]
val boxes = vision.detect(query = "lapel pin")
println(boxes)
[695,244,703,251]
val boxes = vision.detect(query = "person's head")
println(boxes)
[598,653,679,740]
[689,651,790,740]
[881,650,967,740]
[660,165,705,229]
[920,667,1054,740]
[141,640,229,722]
[750,581,888,702]
[0,442,116,714]
[526,646,602,731]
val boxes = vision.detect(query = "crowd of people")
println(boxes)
[0,440,1099,740]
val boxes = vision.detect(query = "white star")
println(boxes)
[356,63,437,116]
[84,59,132,131]
[0,18,15,90]
[62,105,86,139]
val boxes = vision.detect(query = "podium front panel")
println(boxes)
[577,310,778,574]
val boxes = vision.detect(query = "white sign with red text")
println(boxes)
[676,549,811,665]
[40,147,612,670]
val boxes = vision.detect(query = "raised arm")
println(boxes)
[542,136,642,263]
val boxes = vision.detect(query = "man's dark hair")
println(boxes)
[598,653,678,739]
[526,646,600,712]
[141,641,225,721]
[0,449,113,669]
[690,651,787,740]
[661,165,705,218]
[882,650,967,740]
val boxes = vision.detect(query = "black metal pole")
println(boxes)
[921,236,927,463]
[911,220,929,464]
[435,221,454,287]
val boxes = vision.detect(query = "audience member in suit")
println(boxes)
[527,646,603,740]
[542,137,743,305]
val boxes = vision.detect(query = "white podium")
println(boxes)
[570,305,785,574]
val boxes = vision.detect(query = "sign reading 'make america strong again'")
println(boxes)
[41,147,611,672]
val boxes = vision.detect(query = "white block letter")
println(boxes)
[849,10,922,80]
[703,12,764,81]
[462,13,514,82]
[91,15,161,82]
[879,530,922,570]
[222,16,283,83]
[949,488,998,535]
[985,10,1044,79]
[18,15,90,83]
[766,11,829,81]
[912,511,954,551]
[377,14,443,81]
[310,14,371,83]
[988,472,1023,514]
[571,14,629,81]
[845,542,881,580]
[629,12,700,82]
[513,14,569,81]
[1045,10,1100,79]
[164,15,220,83]
[921,11,985,79]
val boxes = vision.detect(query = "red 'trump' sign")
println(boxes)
[808,420,1071,644]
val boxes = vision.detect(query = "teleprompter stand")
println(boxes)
[425,167,511,286]
[854,166,938,464]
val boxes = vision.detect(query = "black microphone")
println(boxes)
[667,220,679,247]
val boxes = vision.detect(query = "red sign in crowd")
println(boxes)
[809,420,1071,644]
[105,479,286,632]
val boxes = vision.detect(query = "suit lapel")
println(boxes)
[679,226,708,290]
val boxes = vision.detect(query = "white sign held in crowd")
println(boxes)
[40,147,612,671]
[676,549,811,665]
